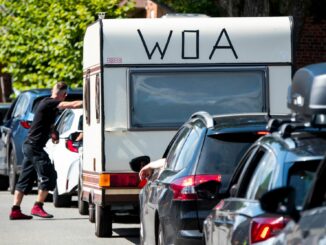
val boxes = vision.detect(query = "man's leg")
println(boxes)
[13,190,24,206]
[10,142,35,220]
[31,149,56,218]
[36,189,49,203]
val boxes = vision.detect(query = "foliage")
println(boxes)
[155,0,223,17]
[0,0,134,91]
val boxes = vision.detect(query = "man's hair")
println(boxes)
[53,82,68,94]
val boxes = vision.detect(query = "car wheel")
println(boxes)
[140,219,145,245]
[9,149,18,195]
[78,180,89,215]
[89,203,95,223]
[0,175,9,191]
[53,186,71,207]
[95,204,112,237]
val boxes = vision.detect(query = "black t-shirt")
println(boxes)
[28,97,61,147]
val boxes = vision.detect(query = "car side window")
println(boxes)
[165,126,191,170]
[245,150,277,200]
[288,160,320,208]
[56,111,74,135]
[173,120,205,171]
[12,94,29,118]
[78,115,83,130]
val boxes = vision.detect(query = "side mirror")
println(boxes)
[129,156,150,173]
[51,130,60,144]
[196,180,221,200]
[259,187,300,222]
[229,184,238,197]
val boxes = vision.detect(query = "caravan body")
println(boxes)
[82,16,292,237]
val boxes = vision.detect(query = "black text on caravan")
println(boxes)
[137,29,238,60]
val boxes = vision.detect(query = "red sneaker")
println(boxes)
[10,206,33,220]
[31,202,53,218]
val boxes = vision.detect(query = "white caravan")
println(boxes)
[81,16,293,237]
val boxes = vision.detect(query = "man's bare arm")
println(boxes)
[57,100,83,110]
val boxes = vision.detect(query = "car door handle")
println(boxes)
[214,219,233,226]
[214,219,225,226]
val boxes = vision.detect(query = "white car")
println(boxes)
[45,108,83,207]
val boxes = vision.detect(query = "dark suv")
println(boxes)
[132,111,278,245]
[0,88,82,193]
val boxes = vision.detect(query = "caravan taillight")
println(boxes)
[99,173,140,188]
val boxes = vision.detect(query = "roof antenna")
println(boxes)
[98,12,106,20]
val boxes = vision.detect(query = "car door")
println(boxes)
[0,100,17,175]
[142,125,191,244]
[46,109,77,194]
[215,146,279,245]
[284,158,326,245]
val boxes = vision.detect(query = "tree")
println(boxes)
[0,0,133,91]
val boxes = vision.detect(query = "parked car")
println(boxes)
[131,111,279,245]
[260,153,326,245]
[203,62,326,245]
[0,103,11,190]
[203,120,326,245]
[45,108,83,207]
[0,88,82,193]
[258,62,326,245]
[0,103,11,125]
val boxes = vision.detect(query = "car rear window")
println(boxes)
[287,160,320,209]
[196,132,262,192]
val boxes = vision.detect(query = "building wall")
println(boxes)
[295,17,326,70]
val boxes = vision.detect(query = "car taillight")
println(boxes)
[65,139,79,153]
[20,120,31,129]
[250,217,289,244]
[99,173,140,188]
[257,131,269,135]
[170,174,221,201]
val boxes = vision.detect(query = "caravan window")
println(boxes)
[129,67,267,129]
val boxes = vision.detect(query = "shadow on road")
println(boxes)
[113,227,140,244]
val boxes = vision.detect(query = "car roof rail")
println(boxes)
[190,111,214,128]
[279,122,308,138]
[267,116,296,132]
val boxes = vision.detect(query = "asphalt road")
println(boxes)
[0,191,140,245]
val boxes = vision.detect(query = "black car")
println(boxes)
[203,62,326,245]
[260,153,326,245]
[0,88,82,193]
[133,111,276,245]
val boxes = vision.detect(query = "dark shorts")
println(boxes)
[15,141,57,194]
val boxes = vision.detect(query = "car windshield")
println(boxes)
[197,132,260,192]
[287,160,320,209]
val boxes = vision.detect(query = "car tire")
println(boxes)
[0,175,9,191]
[53,186,71,207]
[9,149,18,195]
[95,204,112,237]
[89,203,95,223]
[140,219,145,245]
[78,180,89,215]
